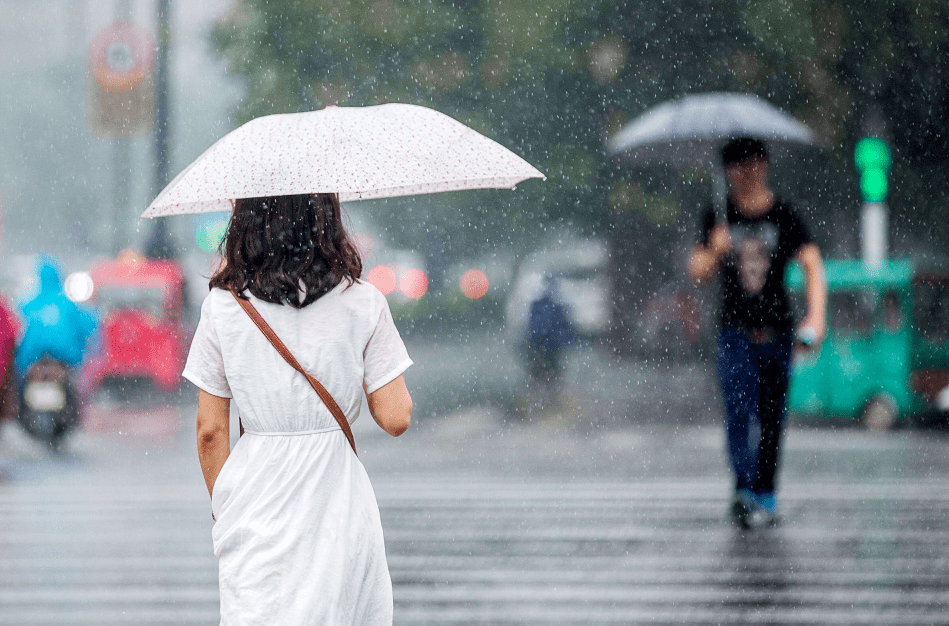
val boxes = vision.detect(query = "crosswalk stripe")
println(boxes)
[2,472,948,625]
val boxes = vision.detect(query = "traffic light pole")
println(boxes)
[144,0,176,260]
[111,137,132,256]
[860,201,887,265]
[110,0,133,257]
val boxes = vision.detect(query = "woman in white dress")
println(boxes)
[183,192,413,625]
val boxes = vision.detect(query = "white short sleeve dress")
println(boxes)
[182,280,412,626]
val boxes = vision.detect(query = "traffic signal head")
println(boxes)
[854,137,892,203]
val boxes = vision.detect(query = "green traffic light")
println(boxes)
[859,169,888,203]
[854,137,892,172]
[854,137,891,202]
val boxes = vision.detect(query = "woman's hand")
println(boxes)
[196,389,231,499]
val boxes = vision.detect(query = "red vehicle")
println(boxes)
[0,295,18,422]
[82,253,188,392]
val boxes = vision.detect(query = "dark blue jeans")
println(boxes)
[717,326,793,494]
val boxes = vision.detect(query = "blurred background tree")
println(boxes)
[212,0,949,268]
[739,0,949,252]
[211,0,748,274]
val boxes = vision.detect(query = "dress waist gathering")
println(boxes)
[242,425,343,437]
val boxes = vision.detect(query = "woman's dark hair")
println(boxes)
[209,193,362,308]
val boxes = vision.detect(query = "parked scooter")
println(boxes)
[17,356,80,448]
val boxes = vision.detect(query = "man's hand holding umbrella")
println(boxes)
[688,223,732,287]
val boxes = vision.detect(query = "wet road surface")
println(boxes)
[0,337,947,625]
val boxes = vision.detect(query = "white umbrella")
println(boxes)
[142,103,545,218]
[607,92,819,215]
[607,92,817,165]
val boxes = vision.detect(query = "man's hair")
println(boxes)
[721,137,769,166]
[209,193,362,308]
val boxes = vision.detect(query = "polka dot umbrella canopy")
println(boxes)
[142,103,545,218]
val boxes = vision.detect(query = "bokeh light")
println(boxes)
[588,35,628,84]
[367,265,397,295]
[459,269,489,299]
[400,269,429,299]
[117,249,143,266]
[64,272,95,303]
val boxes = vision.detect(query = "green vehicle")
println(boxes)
[786,259,949,428]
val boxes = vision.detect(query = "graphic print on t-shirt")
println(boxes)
[731,222,779,296]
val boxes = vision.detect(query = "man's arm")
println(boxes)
[688,225,731,286]
[796,243,827,344]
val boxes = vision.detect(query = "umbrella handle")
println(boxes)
[711,160,728,224]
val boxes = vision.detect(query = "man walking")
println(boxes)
[688,137,827,528]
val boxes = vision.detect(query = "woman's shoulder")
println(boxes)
[198,288,239,317]
[200,282,386,319]
[332,279,389,319]
[205,287,233,305]
[333,278,386,317]
[339,278,386,303]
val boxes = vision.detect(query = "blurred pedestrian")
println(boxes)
[15,257,95,376]
[688,137,827,528]
[525,274,574,409]
[185,193,413,625]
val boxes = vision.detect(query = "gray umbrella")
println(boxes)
[607,92,819,217]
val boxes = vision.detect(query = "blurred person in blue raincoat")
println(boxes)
[525,274,575,406]
[15,258,96,376]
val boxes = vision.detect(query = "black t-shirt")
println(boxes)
[700,198,811,331]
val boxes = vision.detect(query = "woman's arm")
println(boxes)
[365,375,412,437]
[196,389,231,498]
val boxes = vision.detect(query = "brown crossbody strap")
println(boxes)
[231,291,357,456]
